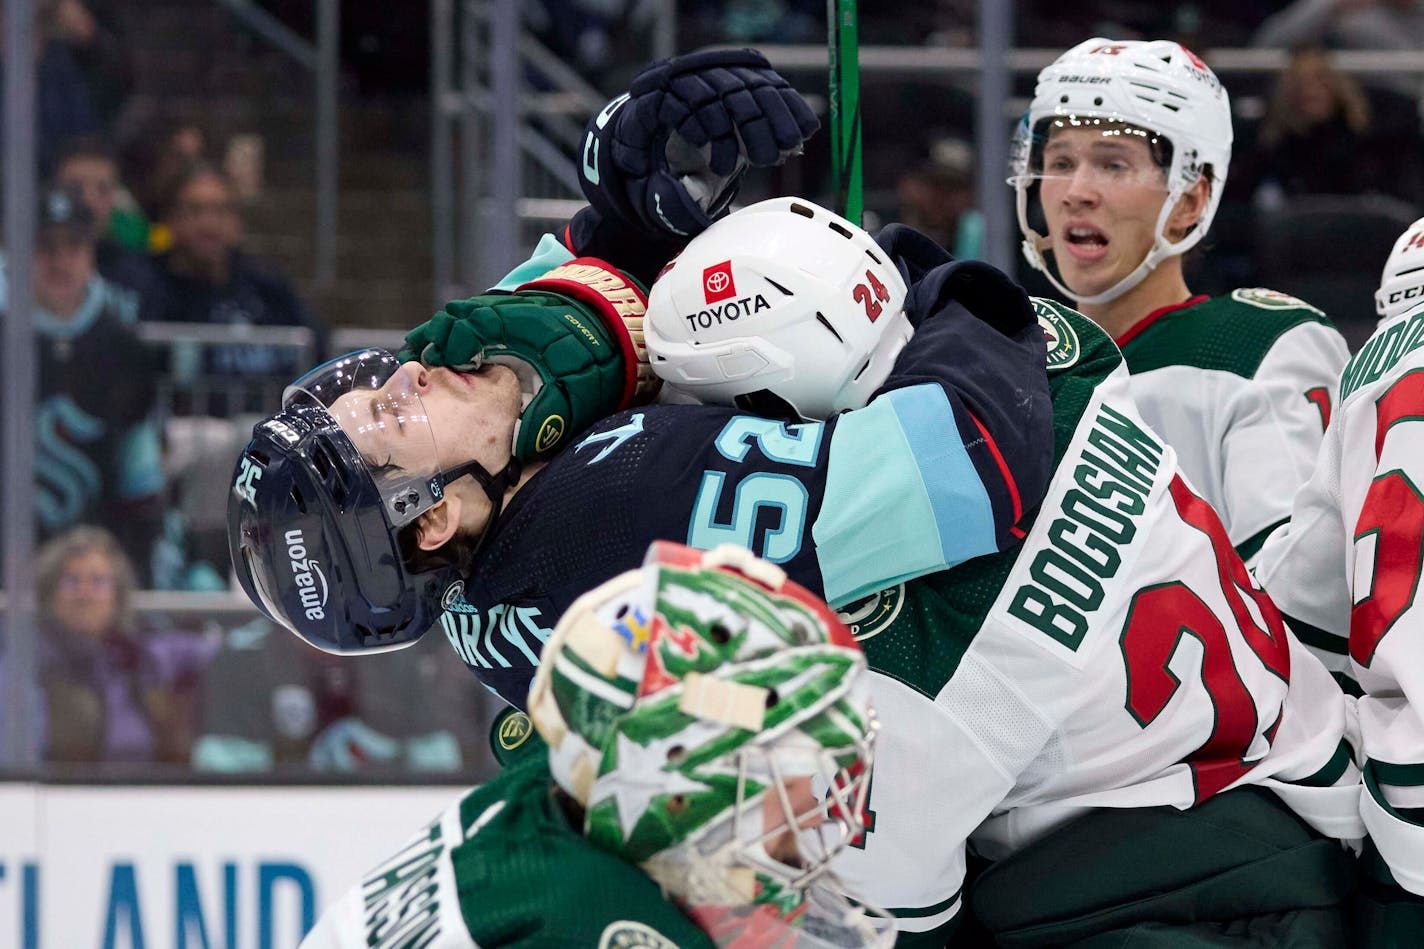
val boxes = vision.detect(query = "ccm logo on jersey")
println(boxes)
[285,529,328,621]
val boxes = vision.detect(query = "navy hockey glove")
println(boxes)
[580,48,819,239]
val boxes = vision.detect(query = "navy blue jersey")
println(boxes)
[441,239,1055,707]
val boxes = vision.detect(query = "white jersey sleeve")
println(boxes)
[1121,294,1349,566]
[1258,304,1424,895]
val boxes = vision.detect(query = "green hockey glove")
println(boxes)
[399,258,660,461]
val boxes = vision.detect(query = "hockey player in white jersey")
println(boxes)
[1256,217,1424,941]
[1010,38,1350,565]
[644,206,1363,946]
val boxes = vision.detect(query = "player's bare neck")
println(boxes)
[1079,260,1192,342]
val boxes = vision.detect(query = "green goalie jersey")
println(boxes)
[299,752,714,949]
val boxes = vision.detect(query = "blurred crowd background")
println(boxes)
[1,0,1421,782]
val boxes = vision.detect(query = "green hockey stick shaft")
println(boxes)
[827,0,863,225]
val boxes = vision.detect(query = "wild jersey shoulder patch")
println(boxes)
[1230,287,1324,315]
[1033,298,1082,371]
[838,583,906,642]
[599,920,682,949]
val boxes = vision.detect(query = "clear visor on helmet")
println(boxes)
[283,348,445,528]
[1007,115,1171,192]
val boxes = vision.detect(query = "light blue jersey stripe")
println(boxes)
[815,383,995,607]
[492,234,575,291]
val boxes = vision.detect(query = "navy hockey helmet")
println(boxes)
[227,349,517,654]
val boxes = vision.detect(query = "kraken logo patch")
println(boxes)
[837,583,905,642]
[598,921,680,949]
[1034,299,1081,371]
[441,580,466,610]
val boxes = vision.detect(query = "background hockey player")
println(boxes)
[297,541,891,949]
[1256,216,1424,944]
[1010,38,1350,565]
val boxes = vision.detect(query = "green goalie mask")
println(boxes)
[528,541,891,949]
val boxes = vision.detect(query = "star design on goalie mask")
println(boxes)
[589,730,710,841]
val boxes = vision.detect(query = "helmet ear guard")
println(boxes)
[1377,217,1424,323]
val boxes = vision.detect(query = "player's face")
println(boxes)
[333,361,523,479]
[1037,126,1168,299]
[762,775,825,866]
[35,232,95,315]
[51,549,120,639]
[56,156,118,224]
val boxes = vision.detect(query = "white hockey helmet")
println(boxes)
[1377,217,1424,322]
[1009,38,1233,305]
[644,197,913,421]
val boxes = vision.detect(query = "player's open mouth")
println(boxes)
[1062,224,1109,262]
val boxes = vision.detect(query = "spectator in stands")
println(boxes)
[37,526,215,764]
[128,119,208,250]
[19,186,166,581]
[894,139,983,259]
[1253,0,1424,95]
[146,162,327,412]
[53,134,154,296]
[1235,46,1423,205]
[191,618,494,776]
[1,2,92,175]
[40,0,132,134]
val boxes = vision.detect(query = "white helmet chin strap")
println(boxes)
[1016,178,1202,308]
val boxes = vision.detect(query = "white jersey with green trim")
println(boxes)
[1256,301,1424,896]
[1116,289,1350,565]
[827,303,1363,938]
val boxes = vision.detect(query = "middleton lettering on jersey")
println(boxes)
[440,595,553,671]
[363,818,446,948]
[1007,404,1164,651]
[1340,306,1424,400]
[683,294,771,332]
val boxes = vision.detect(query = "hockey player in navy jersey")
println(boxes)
[1010,39,1350,567]
[229,51,1360,946]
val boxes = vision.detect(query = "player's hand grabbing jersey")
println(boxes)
[1115,289,1349,564]
[1257,301,1424,895]
[835,299,1362,938]
[441,233,1055,709]
[298,753,713,949]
